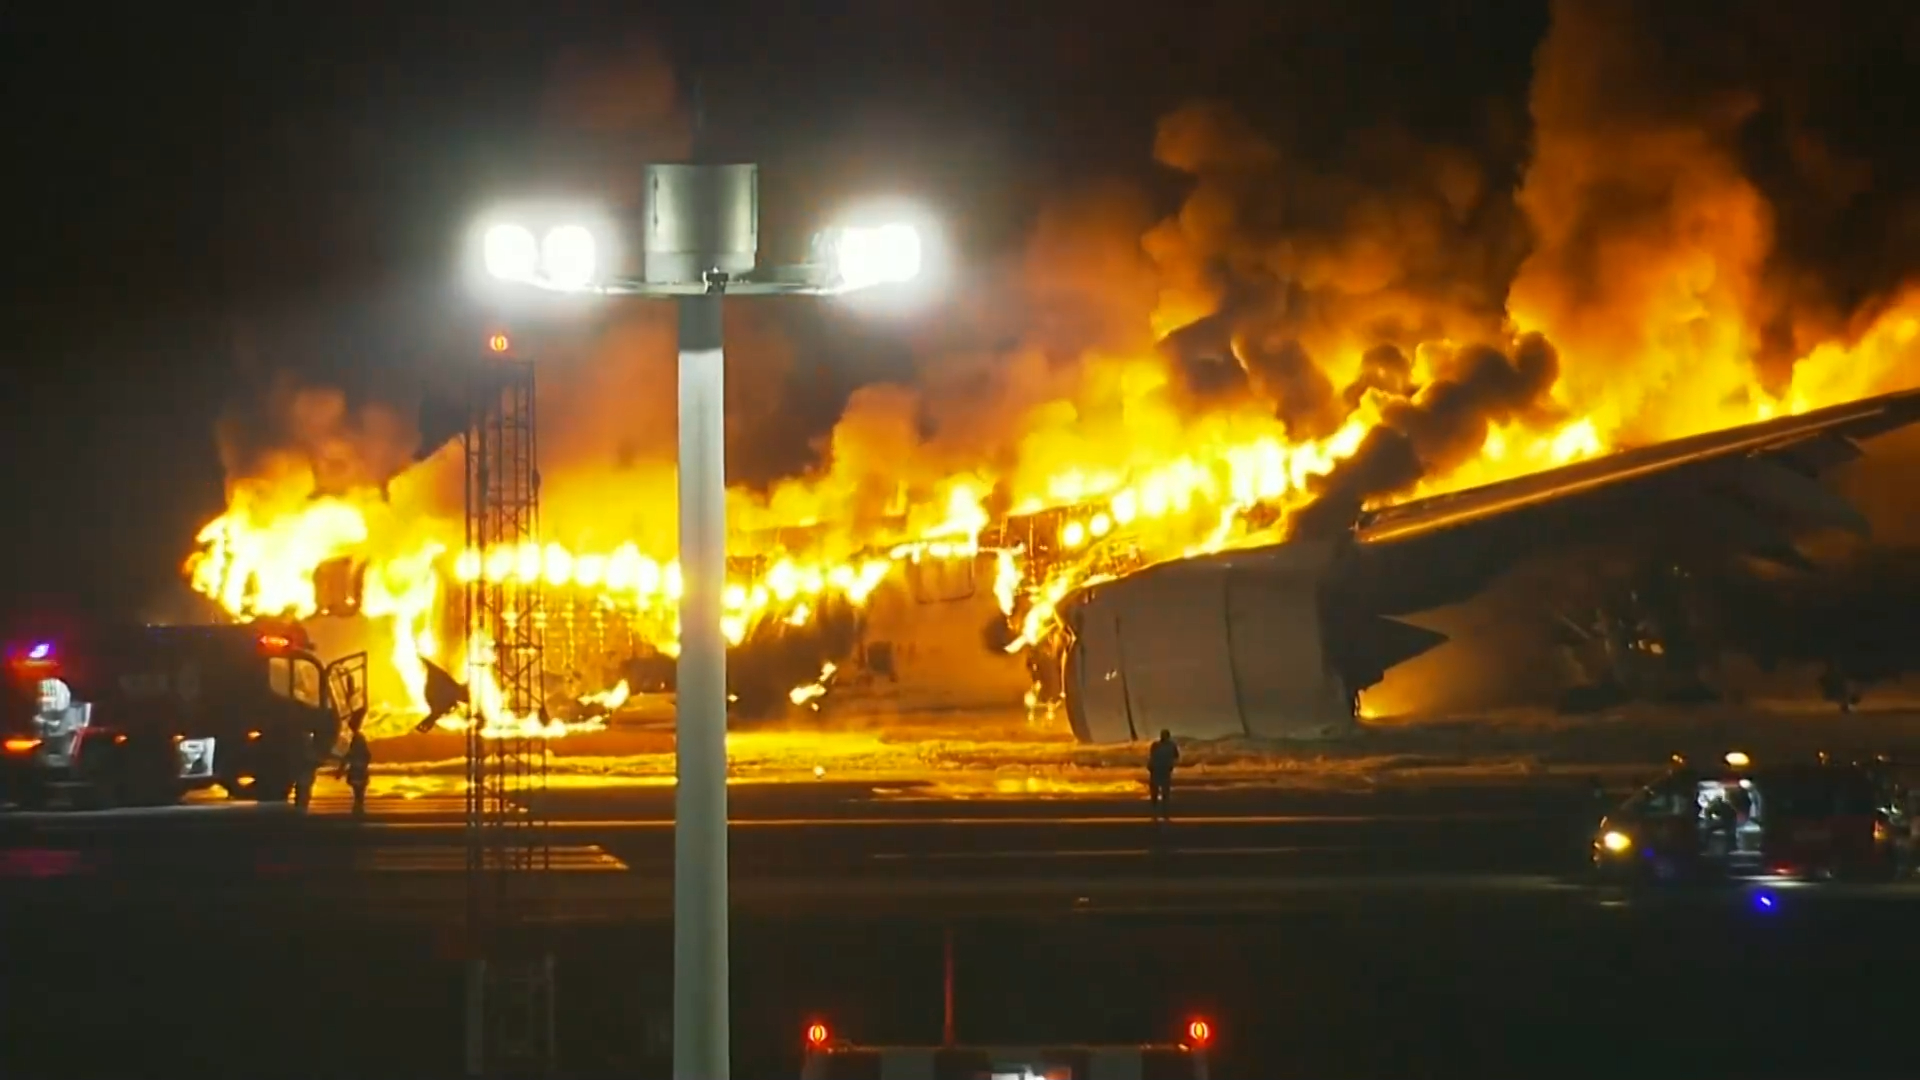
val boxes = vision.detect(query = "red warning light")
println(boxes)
[258,634,291,652]
[487,333,511,354]
[805,1022,829,1047]
[1185,1018,1213,1046]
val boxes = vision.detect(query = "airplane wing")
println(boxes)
[1356,387,1920,546]
[1338,385,1920,629]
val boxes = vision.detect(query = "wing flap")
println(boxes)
[1725,456,1872,537]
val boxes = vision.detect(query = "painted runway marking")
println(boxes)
[360,844,627,872]
[868,844,1356,861]
[3,794,481,822]
[357,812,1529,830]
[305,795,474,817]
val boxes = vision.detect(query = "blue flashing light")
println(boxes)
[26,643,50,661]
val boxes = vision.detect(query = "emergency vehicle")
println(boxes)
[799,1018,1215,1080]
[1590,751,1910,883]
[0,622,368,809]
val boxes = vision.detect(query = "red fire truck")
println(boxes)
[0,621,367,810]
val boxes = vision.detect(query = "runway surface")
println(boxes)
[11,777,1920,1078]
[5,776,1916,918]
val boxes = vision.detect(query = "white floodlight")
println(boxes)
[541,224,598,291]
[482,223,539,282]
[826,222,923,291]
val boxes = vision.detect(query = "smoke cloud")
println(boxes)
[1145,101,1532,430]
[1508,0,1778,441]
[213,371,418,505]
[541,36,692,192]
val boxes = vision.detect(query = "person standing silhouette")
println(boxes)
[338,716,372,818]
[1147,730,1180,821]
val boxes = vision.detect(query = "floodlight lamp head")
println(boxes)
[471,207,619,294]
[540,224,598,290]
[483,223,539,283]
[815,223,924,292]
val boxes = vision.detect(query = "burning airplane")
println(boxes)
[179,378,1920,744]
[177,1,1920,743]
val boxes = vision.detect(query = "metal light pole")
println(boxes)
[474,167,928,1080]
[673,286,730,1080]
[641,162,758,1080]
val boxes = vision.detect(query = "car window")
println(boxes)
[1621,778,1692,818]
[291,658,322,708]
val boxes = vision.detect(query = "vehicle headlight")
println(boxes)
[1600,830,1633,854]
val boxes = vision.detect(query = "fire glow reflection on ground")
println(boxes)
[342,701,1920,800]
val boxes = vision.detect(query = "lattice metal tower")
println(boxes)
[463,334,557,1078]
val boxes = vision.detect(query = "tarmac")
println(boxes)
[9,775,1920,1077]
[3,776,1911,918]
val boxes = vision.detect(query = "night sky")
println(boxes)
[3,0,1908,622]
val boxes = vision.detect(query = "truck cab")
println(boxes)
[0,623,368,810]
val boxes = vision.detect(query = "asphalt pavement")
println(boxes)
[4,774,1905,918]
[12,778,1920,1078]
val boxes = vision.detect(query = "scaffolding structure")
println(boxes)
[463,338,557,1079]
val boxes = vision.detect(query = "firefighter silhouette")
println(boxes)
[338,715,372,817]
[289,727,320,812]
[1147,730,1180,821]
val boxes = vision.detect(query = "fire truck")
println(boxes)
[0,621,368,810]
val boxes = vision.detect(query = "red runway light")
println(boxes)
[1186,1018,1213,1046]
[487,333,512,354]
[805,1022,830,1047]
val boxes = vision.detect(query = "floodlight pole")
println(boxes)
[643,161,759,1080]
[673,285,730,1080]
[519,160,855,1080]
[480,157,891,1080]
